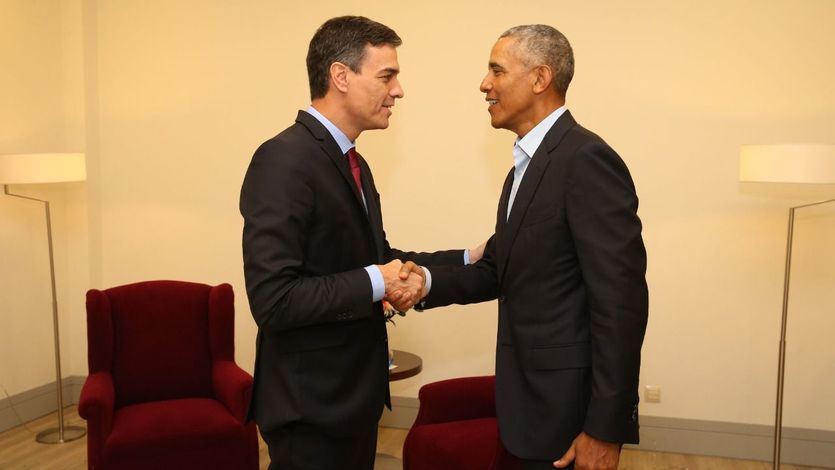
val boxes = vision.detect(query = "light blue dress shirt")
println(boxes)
[507,105,567,220]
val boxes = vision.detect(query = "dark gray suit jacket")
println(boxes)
[423,111,648,460]
[240,110,463,436]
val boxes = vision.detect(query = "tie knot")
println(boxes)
[346,148,360,170]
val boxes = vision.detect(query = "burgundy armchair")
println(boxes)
[78,281,258,470]
[403,375,520,470]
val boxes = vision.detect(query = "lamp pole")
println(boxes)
[773,198,835,469]
[3,185,86,443]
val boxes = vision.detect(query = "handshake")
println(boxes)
[374,241,486,314]
[377,260,426,313]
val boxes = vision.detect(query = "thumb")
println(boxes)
[552,442,576,468]
[399,261,416,280]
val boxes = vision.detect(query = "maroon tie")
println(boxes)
[346,148,363,194]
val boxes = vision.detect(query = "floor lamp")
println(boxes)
[0,153,87,444]
[739,144,835,469]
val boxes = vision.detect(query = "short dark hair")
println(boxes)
[306,16,402,100]
[500,25,574,97]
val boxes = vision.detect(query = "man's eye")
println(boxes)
[381,75,392,82]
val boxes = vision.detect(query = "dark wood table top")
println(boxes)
[389,350,422,381]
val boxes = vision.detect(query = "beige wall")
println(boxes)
[0,0,88,396]
[2,0,834,432]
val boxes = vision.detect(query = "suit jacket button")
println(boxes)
[499,296,507,304]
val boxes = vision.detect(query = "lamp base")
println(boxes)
[35,426,86,444]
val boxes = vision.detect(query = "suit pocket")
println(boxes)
[277,325,349,353]
[520,211,558,229]
[519,202,563,229]
[528,342,591,370]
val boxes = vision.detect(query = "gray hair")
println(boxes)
[500,25,574,96]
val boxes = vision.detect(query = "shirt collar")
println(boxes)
[514,105,568,161]
[306,105,355,155]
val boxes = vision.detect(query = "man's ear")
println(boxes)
[532,65,554,94]
[330,62,350,93]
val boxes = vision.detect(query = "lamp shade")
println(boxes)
[0,153,86,184]
[740,144,835,184]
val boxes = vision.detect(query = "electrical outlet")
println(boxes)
[645,385,661,403]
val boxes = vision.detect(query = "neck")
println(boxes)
[514,95,565,138]
[311,98,360,141]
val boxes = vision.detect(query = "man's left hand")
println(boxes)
[553,432,620,470]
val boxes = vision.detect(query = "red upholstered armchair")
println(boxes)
[403,376,520,470]
[78,281,258,470]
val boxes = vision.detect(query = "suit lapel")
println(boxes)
[358,156,385,262]
[497,154,550,273]
[496,167,514,240]
[497,111,577,277]
[495,167,514,278]
[295,111,367,210]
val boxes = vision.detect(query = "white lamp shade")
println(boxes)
[740,144,835,183]
[0,153,86,184]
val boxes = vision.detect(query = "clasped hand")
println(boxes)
[378,260,425,312]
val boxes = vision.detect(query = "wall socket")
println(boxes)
[645,385,661,403]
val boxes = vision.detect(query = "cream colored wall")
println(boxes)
[0,0,88,396]
[3,0,834,433]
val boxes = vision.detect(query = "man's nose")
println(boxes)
[480,75,491,93]
[391,78,404,99]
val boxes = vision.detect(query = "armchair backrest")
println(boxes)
[86,280,236,408]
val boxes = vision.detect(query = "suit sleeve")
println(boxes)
[566,141,648,444]
[240,142,372,332]
[382,238,466,266]
[418,233,500,308]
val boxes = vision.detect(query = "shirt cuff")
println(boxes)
[464,249,471,265]
[421,266,432,297]
[365,265,385,302]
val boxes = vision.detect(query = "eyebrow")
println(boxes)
[378,67,399,75]
[489,62,505,71]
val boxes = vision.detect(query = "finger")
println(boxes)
[398,261,416,280]
[553,443,576,468]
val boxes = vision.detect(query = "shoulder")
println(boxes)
[249,122,320,171]
[257,122,317,158]
[559,123,632,180]
[242,123,324,195]
[561,123,612,156]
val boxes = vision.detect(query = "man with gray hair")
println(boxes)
[408,25,648,470]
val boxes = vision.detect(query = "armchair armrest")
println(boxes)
[213,359,253,424]
[78,371,115,431]
[78,371,115,470]
[413,375,496,426]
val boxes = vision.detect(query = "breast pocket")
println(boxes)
[519,202,562,229]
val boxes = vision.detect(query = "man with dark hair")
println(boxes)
[406,24,648,470]
[240,16,477,470]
